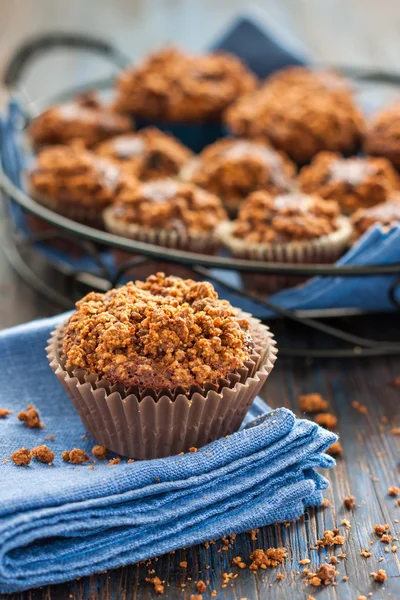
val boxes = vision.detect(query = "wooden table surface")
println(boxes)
[1,2,400,599]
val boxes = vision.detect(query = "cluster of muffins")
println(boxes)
[25,48,400,295]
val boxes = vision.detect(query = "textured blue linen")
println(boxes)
[0,314,336,592]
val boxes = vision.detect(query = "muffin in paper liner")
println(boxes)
[217,215,353,295]
[46,314,277,459]
[104,205,226,281]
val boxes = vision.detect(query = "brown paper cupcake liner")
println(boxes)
[104,206,226,280]
[46,313,277,459]
[217,215,353,295]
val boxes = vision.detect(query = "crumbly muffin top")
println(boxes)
[114,47,257,122]
[95,127,193,180]
[265,66,352,95]
[299,152,399,214]
[63,273,253,390]
[365,101,400,166]
[28,145,133,209]
[108,180,227,233]
[225,68,364,164]
[352,199,400,237]
[29,91,133,148]
[182,138,295,211]
[232,190,341,243]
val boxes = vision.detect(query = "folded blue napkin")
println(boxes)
[0,314,336,592]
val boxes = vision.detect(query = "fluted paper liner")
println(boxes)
[46,314,277,459]
[217,215,353,294]
[104,205,224,254]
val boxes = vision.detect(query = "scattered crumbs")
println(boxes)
[389,376,400,387]
[361,549,372,558]
[92,445,109,460]
[330,556,338,564]
[299,558,311,565]
[327,441,343,456]
[392,545,397,553]
[344,495,356,509]
[307,597,316,600]
[373,523,390,536]
[196,581,206,593]
[31,445,55,465]
[248,548,287,570]
[352,400,368,414]
[0,408,11,418]
[384,547,390,553]
[357,596,367,600]
[381,534,392,543]
[10,448,31,466]
[81,434,87,440]
[398,499,400,507]
[316,530,345,547]
[310,577,321,587]
[276,573,284,581]
[341,519,351,529]
[320,498,330,508]
[211,591,217,597]
[391,427,400,435]
[343,575,349,581]
[62,448,90,464]
[189,447,198,453]
[190,595,202,600]
[3,459,7,464]
[314,413,337,429]
[388,486,400,496]
[145,576,164,595]
[298,393,329,413]
[127,459,134,463]
[179,561,187,568]
[232,556,246,569]
[371,476,380,482]
[315,563,337,586]
[250,528,258,541]
[88,465,95,470]
[17,406,42,428]
[108,457,121,466]
[371,569,386,582]
[45,434,55,441]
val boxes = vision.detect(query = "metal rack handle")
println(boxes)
[3,32,130,89]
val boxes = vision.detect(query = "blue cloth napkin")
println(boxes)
[0,314,336,592]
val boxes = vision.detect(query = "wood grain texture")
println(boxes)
[1,1,400,598]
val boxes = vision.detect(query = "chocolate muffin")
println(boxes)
[218,190,353,294]
[352,198,400,238]
[225,67,364,164]
[114,47,257,123]
[95,127,193,181]
[27,145,134,228]
[104,179,227,253]
[298,152,399,214]
[365,101,400,169]
[48,273,277,458]
[29,91,133,149]
[180,138,296,215]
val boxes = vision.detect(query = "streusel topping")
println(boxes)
[114,47,257,122]
[183,138,295,212]
[95,127,193,180]
[108,180,227,232]
[63,273,252,390]
[352,199,400,237]
[28,145,133,208]
[232,191,340,243]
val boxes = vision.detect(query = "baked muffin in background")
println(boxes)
[352,198,400,239]
[48,273,277,458]
[365,101,400,169]
[218,190,353,294]
[225,67,365,164]
[28,91,133,149]
[95,127,193,181]
[114,47,257,123]
[298,152,399,214]
[104,179,227,254]
[180,138,296,216]
[27,144,135,228]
